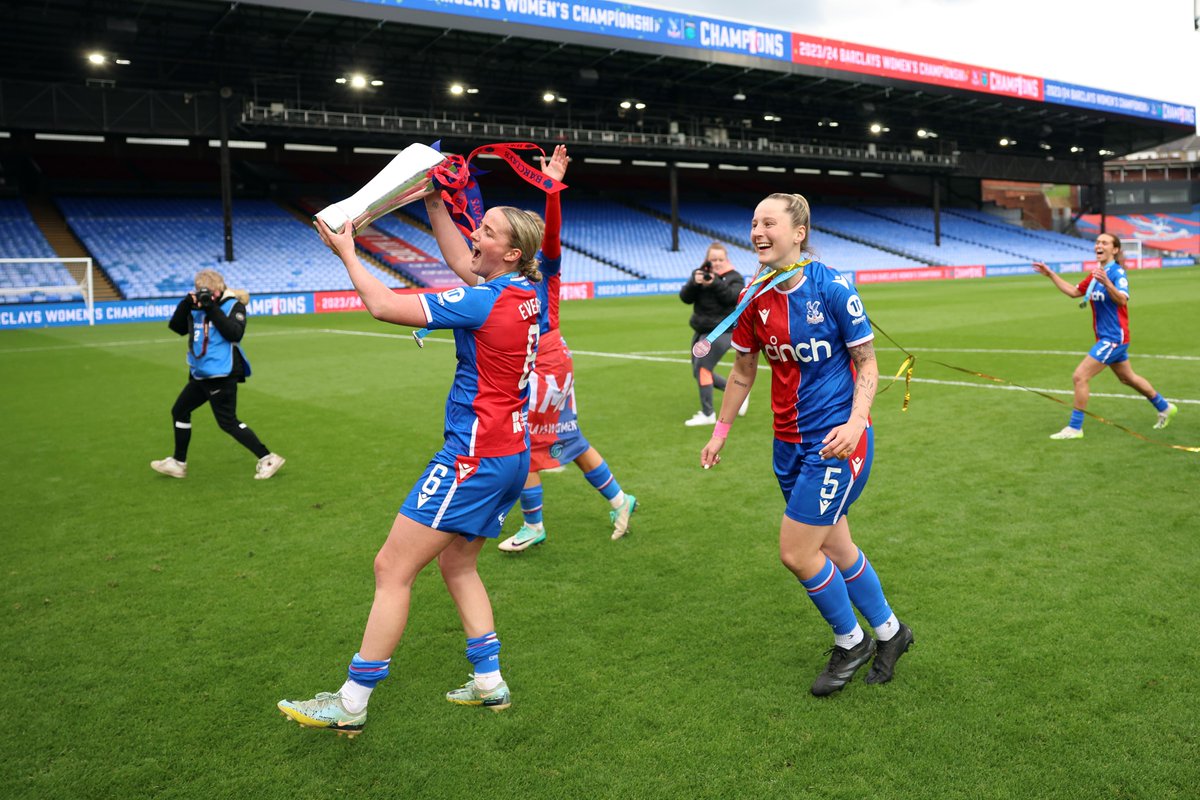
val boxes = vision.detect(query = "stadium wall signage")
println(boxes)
[346,0,1193,124]
[3,263,1191,330]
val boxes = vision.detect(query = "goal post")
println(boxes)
[0,257,95,325]
[1122,239,1143,270]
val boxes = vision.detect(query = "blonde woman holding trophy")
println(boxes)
[278,149,545,736]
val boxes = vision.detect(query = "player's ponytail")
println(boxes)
[497,206,544,283]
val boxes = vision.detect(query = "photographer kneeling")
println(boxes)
[151,269,285,480]
[679,242,747,427]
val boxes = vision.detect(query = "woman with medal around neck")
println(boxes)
[700,192,913,697]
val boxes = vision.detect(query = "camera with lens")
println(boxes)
[700,260,713,275]
[194,287,214,308]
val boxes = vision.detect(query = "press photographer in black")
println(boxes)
[679,242,748,427]
[151,269,285,480]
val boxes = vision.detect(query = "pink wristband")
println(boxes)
[713,421,731,439]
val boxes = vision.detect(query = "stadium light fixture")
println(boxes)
[733,91,746,101]
[620,100,632,109]
[763,114,782,122]
[466,87,479,94]
[1070,145,1083,153]
[634,102,646,110]
[1099,149,1115,157]
[450,83,465,95]
[370,80,383,87]
[869,123,889,134]
[86,52,107,65]
[1038,142,1052,151]
[115,59,131,65]
[543,92,556,103]
[556,96,567,103]
[349,74,367,89]
[917,129,938,139]
[999,137,1016,146]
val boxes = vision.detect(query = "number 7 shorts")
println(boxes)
[399,448,530,540]
[773,427,873,526]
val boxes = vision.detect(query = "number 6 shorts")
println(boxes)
[399,448,530,540]
[773,427,873,526]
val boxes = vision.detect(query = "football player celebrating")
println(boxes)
[428,145,638,551]
[1033,233,1177,440]
[278,191,544,736]
[700,192,912,696]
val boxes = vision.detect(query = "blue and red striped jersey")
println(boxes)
[418,273,541,457]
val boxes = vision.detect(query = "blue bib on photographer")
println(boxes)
[188,297,251,379]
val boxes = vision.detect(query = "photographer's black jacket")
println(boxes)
[169,293,250,381]
[679,268,746,335]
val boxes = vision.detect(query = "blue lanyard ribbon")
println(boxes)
[691,261,809,358]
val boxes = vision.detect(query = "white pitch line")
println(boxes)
[0,328,304,354]
[6,327,1197,407]
[631,346,1200,362]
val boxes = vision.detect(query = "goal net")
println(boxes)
[0,257,95,325]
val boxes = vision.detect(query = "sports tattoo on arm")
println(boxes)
[848,341,877,418]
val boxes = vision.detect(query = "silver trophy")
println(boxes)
[314,142,447,235]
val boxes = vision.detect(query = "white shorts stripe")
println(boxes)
[432,477,460,530]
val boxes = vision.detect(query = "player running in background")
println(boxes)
[500,146,637,549]
[278,193,544,736]
[1033,232,1177,440]
[700,192,912,697]
[427,145,637,551]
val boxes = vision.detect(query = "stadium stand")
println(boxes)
[56,197,407,299]
[0,199,81,304]
[641,199,926,272]
[870,207,1096,262]
[397,202,638,284]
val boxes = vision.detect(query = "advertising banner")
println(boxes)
[355,0,789,60]
[790,33,1041,101]
[1043,81,1196,126]
[0,293,312,330]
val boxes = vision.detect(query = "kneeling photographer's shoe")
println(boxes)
[151,457,187,479]
[255,453,286,480]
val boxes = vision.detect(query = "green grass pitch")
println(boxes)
[2,268,1197,799]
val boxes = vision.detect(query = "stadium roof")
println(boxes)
[2,0,1194,184]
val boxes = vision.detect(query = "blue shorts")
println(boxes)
[774,427,874,526]
[1088,340,1129,365]
[399,449,529,539]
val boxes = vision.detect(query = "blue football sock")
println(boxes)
[347,652,391,688]
[465,632,501,675]
[1150,393,1169,412]
[583,461,622,501]
[1069,409,1085,430]
[799,556,858,636]
[519,485,544,526]
[840,549,893,629]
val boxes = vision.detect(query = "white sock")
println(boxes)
[609,491,625,510]
[339,679,373,713]
[875,614,900,642]
[834,624,865,650]
[525,521,544,531]
[473,670,503,691]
